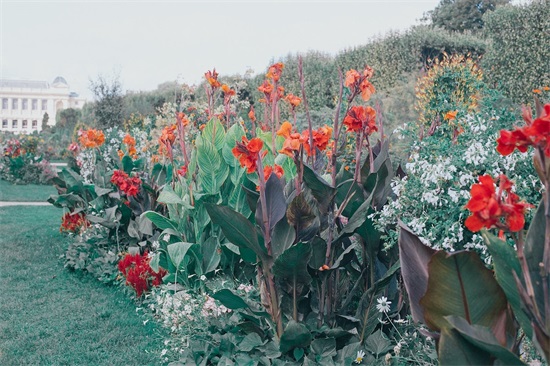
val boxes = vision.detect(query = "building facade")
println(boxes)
[0,76,86,133]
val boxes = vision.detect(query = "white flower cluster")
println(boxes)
[374,111,541,256]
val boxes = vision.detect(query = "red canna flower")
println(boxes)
[465,174,532,232]
[111,170,142,197]
[343,106,377,134]
[232,137,264,173]
[302,125,333,156]
[496,104,550,157]
[263,164,285,181]
[60,211,90,233]
[118,252,166,297]
[177,165,188,177]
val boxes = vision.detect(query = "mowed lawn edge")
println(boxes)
[0,179,57,202]
[0,206,166,365]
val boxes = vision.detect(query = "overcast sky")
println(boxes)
[1,0,443,100]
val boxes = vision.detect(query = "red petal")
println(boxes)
[465,214,486,232]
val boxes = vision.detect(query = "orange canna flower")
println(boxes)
[444,111,458,121]
[277,121,293,139]
[177,112,190,127]
[123,134,136,146]
[159,124,177,146]
[543,86,550,91]
[359,79,375,102]
[248,106,256,122]
[285,94,302,108]
[363,66,374,79]
[344,69,361,88]
[232,137,264,173]
[258,80,274,95]
[221,84,236,96]
[78,129,105,149]
[533,89,542,94]
[279,133,304,157]
[205,69,221,88]
[266,62,284,82]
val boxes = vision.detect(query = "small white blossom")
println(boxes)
[354,350,366,364]
[376,296,391,313]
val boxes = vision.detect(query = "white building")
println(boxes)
[0,76,86,133]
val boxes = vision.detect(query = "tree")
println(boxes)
[41,112,49,131]
[426,0,510,33]
[89,74,124,129]
[55,108,82,134]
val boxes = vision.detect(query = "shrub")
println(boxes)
[482,1,550,103]
[415,53,483,135]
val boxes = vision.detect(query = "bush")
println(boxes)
[375,88,542,259]
[482,1,550,103]
[415,53,483,135]
[0,134,57,184]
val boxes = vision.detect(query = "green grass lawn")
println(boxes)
[0,179,57,201]
[0,206,167,365]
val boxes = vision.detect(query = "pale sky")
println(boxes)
[1,0,443,100]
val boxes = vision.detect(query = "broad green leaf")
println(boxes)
[149,252,161,273]
[279,320,312,353]
[205,204,267,260]
[483,231,532,338]
[302,164,336,214]
[157,186,185,205]
[222,123,245,167]
[420,250,508,332]
[310,338,337,358]
[309,237,327,270]
[142,211,179,231]
[273,242,312,285]
[255,173,287,232]
[167,242,193,270]
[438,327,492,365]
[524,199,546,320]
[197,139,229,194]
[286,192,319,242]
[271,215,296,260]
[228,183,251,217]
[238,333,264,352]
[94,186,112,197]
[446,315,525,365]
[122,155,134,174]
[398,221,437,324]
[335,192,373,241]
[212,289,249,310]
[365,330,392,357]
[202,118,226,151]
[201,237,221,274]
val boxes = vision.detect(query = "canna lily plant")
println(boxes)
[399,99,550,364]
[202,60,404,362]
